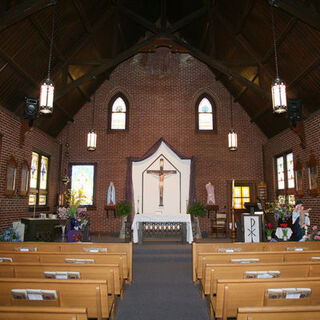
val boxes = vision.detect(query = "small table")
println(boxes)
[206,205,219,218]
[105,205,116,218]
[21,218,59,241]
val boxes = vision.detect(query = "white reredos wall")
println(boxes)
[132,141,191,214]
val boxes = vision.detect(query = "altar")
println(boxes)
[132,214,193,244]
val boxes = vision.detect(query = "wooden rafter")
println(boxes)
[55,34,159,101]
[171,35,270,99]
[276,0,320,31]
[234,72,259,103]
[0,0,53,32]
[235,0,256,35]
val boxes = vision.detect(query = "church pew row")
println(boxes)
[192,242,320,282]
[0,278,116,320]
[210,277,320,320]
[237,306,320,320]
[0,251,129,281]
[0,242,133,283]
[0,262,123,296]
[0,306,88,320]
[200,260,320,296]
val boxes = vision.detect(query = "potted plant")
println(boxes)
[188,202,206,240]
[116,201,132,240]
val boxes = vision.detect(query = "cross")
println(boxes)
[147,158,176,206]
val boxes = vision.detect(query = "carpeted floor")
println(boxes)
[115,241,209,320]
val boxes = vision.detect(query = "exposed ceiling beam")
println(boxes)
[262,17,297,63]
[217,59,258,66]
[55,34,159,101]
[235,0,256,35]
[234,72,259,103]
[117,5,159,34]
[69,59,113,66]
[171,35,270,99]
[72,0,93,34]
[0,47,74,122]
[0,0,53,32]
[275,0,320,31]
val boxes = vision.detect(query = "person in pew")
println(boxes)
[292,200,311,241]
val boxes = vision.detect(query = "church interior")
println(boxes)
[0,0,320,319]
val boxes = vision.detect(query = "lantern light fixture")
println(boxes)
[270,0,287,113]
[228,93,238,151]
[87,94,97,151]
[39,0,56,114]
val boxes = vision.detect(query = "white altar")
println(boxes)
[132,214,193,244]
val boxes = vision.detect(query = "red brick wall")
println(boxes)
[0,107,60,231]
[58,48,267,234]
[264,113,320,227]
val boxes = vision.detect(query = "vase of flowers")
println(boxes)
[306,225,320,241]
[265,222,273,241]
[280,223,289,241]
[265,200,293,223]
[0,227,21,242]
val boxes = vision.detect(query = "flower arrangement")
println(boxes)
[0,227,21,242]
[306,225,320,241]
[280,223,288,238]
[265,200,293,221]
[72,232,83,242]
[265,222,273,238]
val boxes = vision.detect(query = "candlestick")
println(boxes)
[186,199,188,213]
[137,199,140,214]
[231,179,236,242]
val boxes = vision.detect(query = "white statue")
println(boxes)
[206,182,216,205]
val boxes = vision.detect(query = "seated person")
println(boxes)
[292,200,311,241]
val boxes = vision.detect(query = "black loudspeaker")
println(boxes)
[23,97,39,120]
[288,98,302,127]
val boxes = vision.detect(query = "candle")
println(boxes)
[231,179,235,209]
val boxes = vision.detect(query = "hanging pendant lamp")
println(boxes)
[87,94,97,151]
[228,93,238,151]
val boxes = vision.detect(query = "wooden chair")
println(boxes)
[0,306,88,320]
[211,212,228,237]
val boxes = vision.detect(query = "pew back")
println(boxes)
[237,306,320,320]
[0,306,88,320]
[0,278,114,320]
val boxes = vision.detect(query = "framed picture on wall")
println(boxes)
[5,154,17,197]
[307,153,318,196]
[294,156,304,197]
[19,160,30,197]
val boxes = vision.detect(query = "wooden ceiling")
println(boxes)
[0,0,319,138]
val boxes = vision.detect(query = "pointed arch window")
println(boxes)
[196,94,216,132]
[108,93,129,131]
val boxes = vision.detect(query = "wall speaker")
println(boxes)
[288,98,302,122]
[23,97,39,120]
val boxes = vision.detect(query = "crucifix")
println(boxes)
[147,158,176,206]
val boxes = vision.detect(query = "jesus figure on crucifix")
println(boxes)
[147,158,176,206]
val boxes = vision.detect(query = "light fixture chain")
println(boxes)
[47,0,57,80]
[92,94,96,128]
[270,3,279,79]
[230,93,233,128]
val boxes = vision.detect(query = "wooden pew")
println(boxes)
[0,251,129,281]
[0,306,88,320]
[210,277,320,320]
[201,261,320,296]
[0,278,116,320]
[0,262,123,296]
[192,242,320,282]
[0,241,133,283]
[237,306,320,320]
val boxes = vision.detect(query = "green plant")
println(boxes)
[116,201,132,217]
[187,202,206,217]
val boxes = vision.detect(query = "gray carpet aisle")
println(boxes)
[115,242,209,320]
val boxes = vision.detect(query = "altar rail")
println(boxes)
[138,222,187,244]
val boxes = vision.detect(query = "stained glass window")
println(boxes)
[71,164,95,206]
[111,96,127,130]
[286,152,294,189]
[198,97,213,130]
[29,151,49,206]
[277,156,285,190]
[233,186,250,209]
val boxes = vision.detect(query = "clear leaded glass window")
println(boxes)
[111,96,127,130]
[198,97,213,130]
[70,164,96,206]
[29,151,49,206]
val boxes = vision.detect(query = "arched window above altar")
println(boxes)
[196,94,216,132]
[108,93,129,131]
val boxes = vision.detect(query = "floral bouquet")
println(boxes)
[306,225,320,241]
[265,200,293,222]
[0,227,21,242]
[280,223,288,238]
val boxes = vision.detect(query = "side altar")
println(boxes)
[132,214,193,244]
